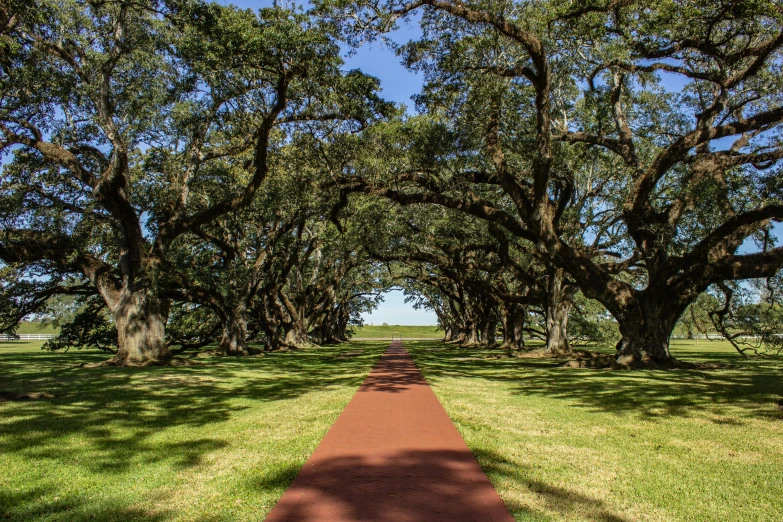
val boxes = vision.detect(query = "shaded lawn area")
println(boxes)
[405,340,783,522]
[0,341,387,521]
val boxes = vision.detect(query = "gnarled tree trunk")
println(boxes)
[479,315,498,347]
[451,324,468,343]
[443,324,454,342]
[545,268,574,356]
[464,321,480,345]
[264,326,282,351]
[614,294,685,366]
[109,288,170,365]
[501,303,525,350]
[283,323,310,348]
[219,309,249,355]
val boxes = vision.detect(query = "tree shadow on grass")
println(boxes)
[0,342,388,520]
[405,341,783,422]
[472,447,630,522]
[261,448,629,522]
[509,367,783,420]
[0,486,172,522]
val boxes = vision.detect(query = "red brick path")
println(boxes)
[265,341,514,522]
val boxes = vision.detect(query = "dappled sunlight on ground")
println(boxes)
[0,341,387,521]
[405,340,783,522]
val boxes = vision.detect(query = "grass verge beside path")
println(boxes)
[405,340,783,522]
[351,325,441,339]
[0,341,387,521]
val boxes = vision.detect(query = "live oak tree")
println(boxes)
[302,210,390,345]
[357,197,577,351]
[167,172,389,353]
[552,0,783,365]
[0,0,387,364]
[162,201,300,355]
[248,133,391,350]
[326,0,783,365]
[161,134,349,355]
[349,186,506,346]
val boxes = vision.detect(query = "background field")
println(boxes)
[7,322,442,340]
[9,322,59,335]
[350,324,442,339]
[405,339,783,522]
[0,340,387,521]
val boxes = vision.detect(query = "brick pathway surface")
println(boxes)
[265,341,514,522]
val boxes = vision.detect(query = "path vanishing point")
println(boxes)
[265,340,514,522]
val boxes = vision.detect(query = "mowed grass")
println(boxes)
[351,324,442,339]
[9,321,59,335]
[0,340,387,521]
[405,339,783,522]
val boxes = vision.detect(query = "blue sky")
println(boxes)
[222,0,424,107]
[361,289,437,325]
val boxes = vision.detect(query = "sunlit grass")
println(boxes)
[351,324,442,339]
[4,337,781,521]
[0,341,387,521]
[406,339,783,522]
[6,322,59,335]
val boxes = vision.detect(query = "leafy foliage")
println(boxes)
[43,296,118,353]
[567,292,620,347]
[709,277,783,357]
[2,0,783,363]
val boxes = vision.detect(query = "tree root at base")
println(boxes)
[559,350,731,370]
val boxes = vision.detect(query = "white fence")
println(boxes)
[0,334,56,341]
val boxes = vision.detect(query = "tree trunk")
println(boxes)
[336,307,350,341]
[443,324,454,342]
[264,326,282,351]
[109,288,170,365]
[312,323,340,345]
[545,268,574,356]
[615,296,683,366]
[309,325,323,345]
[545,300,571,355]
[219,310,249,355]
[283,324,310,348]
[479,315,497,347]
[501,304,525,350]
[260,294,283,351]
[464,322,480,345]
[452,324,468,343]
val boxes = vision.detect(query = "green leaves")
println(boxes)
[0,0,393,357]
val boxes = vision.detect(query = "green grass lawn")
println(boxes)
[351,324,442,339]
[0,340,387,521]
[4,336,781,521]
[10,322,59,335]
[405,339,783,522]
